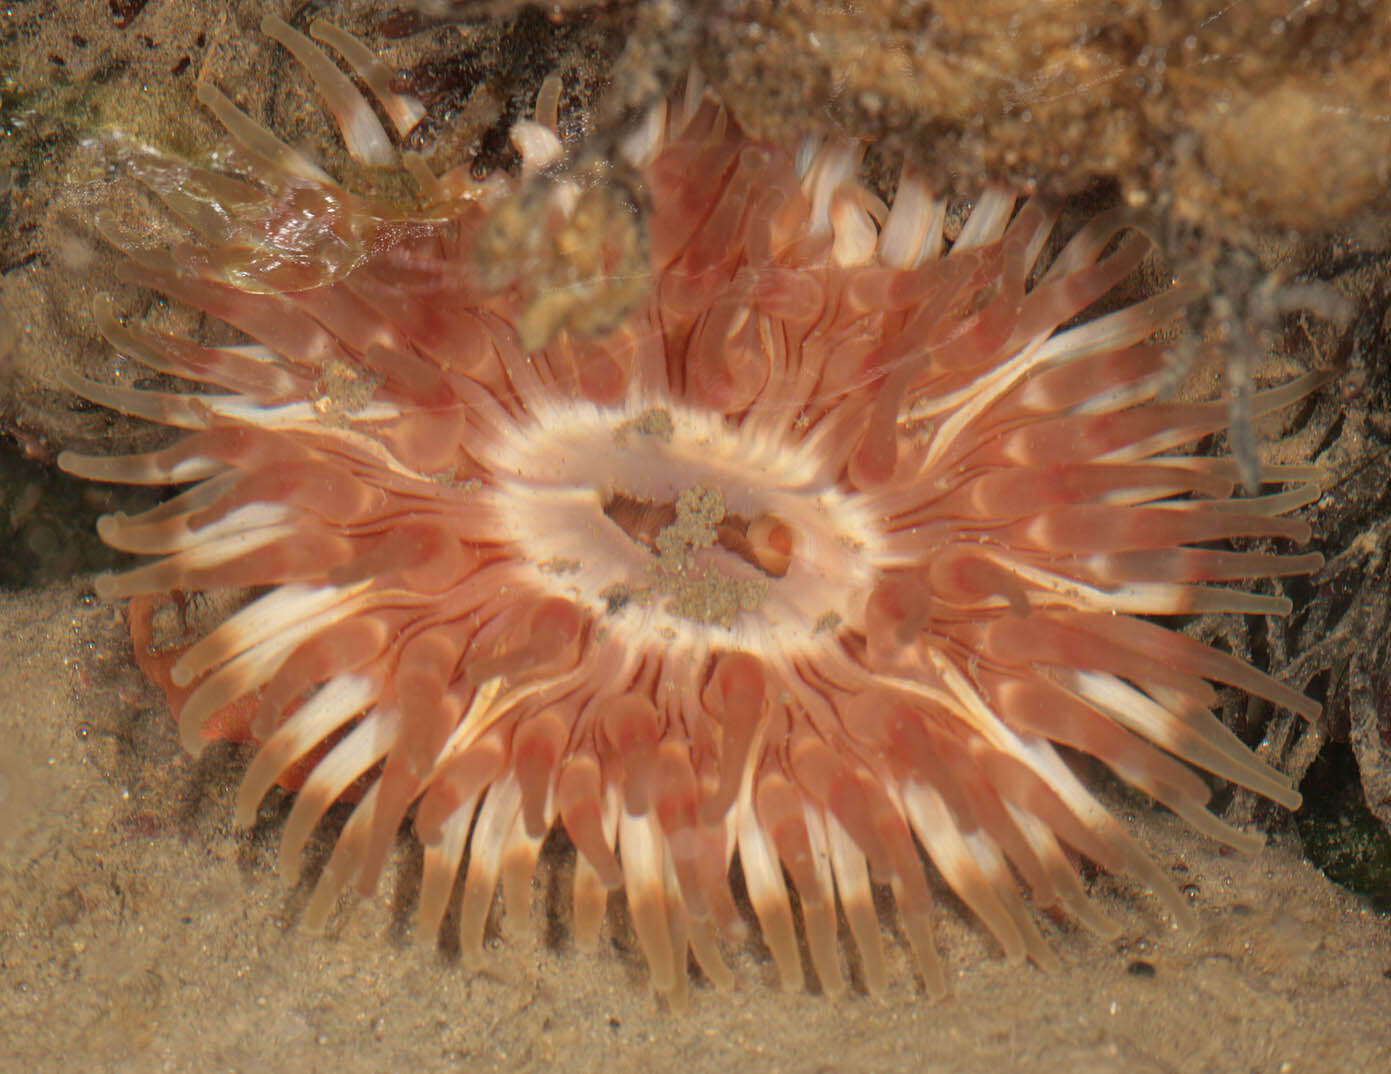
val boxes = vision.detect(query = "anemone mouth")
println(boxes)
[486,398,885,658]
[55,18,1330,1009]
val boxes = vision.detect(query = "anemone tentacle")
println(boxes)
[61,20,1324,1006]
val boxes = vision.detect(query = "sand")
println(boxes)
[2,583,1389,1074]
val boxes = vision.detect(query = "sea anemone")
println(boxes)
[60,16,1325,1006]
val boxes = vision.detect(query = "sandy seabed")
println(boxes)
[1,583,1389,1074]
